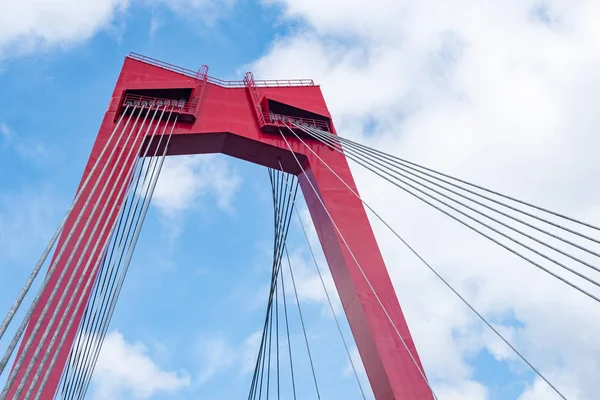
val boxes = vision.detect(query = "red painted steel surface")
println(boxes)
[13,56,433,399]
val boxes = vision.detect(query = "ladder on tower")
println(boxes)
[244,71,266,128]
[190,64,209,112]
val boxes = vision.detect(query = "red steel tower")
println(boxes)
[10,54,433,400]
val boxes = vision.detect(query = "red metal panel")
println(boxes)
[15,55,433,399]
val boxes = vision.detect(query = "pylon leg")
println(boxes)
[299,150,432,400]
[8,112,142,399]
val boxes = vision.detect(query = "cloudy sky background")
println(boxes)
[1,0,600,399]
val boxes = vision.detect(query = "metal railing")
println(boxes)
[128,53,198,78]
[265,113,331,132]
[128,53,315,88]
[122,94,195,114]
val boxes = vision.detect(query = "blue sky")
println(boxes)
[2,1,600,399]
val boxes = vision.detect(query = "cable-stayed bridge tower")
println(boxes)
[1,54,432,400]
[2,53,596,400]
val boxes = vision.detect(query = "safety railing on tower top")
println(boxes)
[128,53,198,78]
[128,53,315,88]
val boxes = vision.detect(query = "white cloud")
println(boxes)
[268,207,342,317]
[195,335,236,384]
[155,0,238,26]
[342,346,372,399]
[240,330,263,375]
[0,0,239,59]
[193,330,262,385]
[0,0,129,58]
[283,241,340,316]
[251,0,600,398]
[0,186,61,262]
[0,122,48,161]
[436,380,489,400]
[91,330,190,400]
[0,123,11,141]
[519,374,584,400]
[149,12,162,37]
[152,154,241,218]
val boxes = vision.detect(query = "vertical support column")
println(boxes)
[299,147,433,400]
[8,111,142,400]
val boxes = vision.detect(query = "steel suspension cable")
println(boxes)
[249,169,296,400]
[248,258,274,396]
[306,126,600,237]
[257,294,272,400]
[296,124,600,303]
[258,302,273,400]
[305,128,600,290]
[304,126,600,269]
[27,161,142,400]
[69,113,180,400]
[278,128,439,400]
[59,107,170,399]
[260,168,298,399]
[268,169,297,400]
[266,210,281,400]
[308,126,600,264]
[67,112,179,400]
[293,207,367,400]
[57,163,140,398]
[10,108,160,400]
[21,108,163,399]
[268,168,319,398]
[275,273,280,400]
[278,265,297,400]
[271,173,298,313]
[248,277,272,400]
[270,171,295,400]
[274,172,298,269]
[0,106,133,342]
[0,105,138,375]
[258,281,276,400]
[279,158,368,400]
[60,151,143,391]
[0,105,143,386]
[33,107,172,400]
[275,158,367,399]
[14,110,159,399]
[266,294,274,400]
[257,172,289,399]
[249,322,268,400]
[255,169,296,399]
[283,246,320,400]
[284,124,567,399]
[335,132,600,255]
[67,154,146,365]
[247,170,291,400]
[61,157,149,400]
